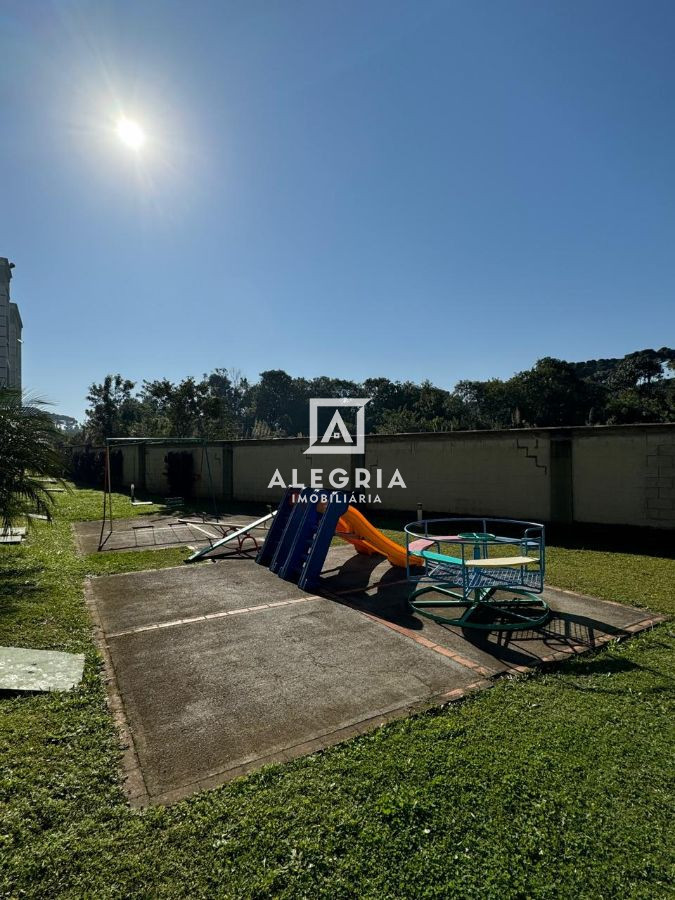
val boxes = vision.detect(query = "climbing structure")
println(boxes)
[256,488,348,590]
[257,487,417,591]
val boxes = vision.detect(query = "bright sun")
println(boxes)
[116,117,146,150]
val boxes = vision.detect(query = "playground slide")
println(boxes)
[336,507,420,568]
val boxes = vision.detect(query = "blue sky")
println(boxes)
[2,0,674,419]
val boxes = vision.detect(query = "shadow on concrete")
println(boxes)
[321,548,660,676]
[318,549,383,591]
[459,610,629,669]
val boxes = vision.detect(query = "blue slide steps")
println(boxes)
[277,497,319,581]
[269,492,312,574]
[298,493,348,591]
[256,486,298,567]
[257,488,350,592]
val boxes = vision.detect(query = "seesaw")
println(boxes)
[405,518,549,632]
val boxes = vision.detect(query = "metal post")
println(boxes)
[97,442,113,551]
[107,444,113,529]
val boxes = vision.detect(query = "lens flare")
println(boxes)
[116,117,145,150]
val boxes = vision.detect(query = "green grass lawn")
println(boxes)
[1,487,673,898]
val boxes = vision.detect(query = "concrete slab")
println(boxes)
[86,560,312,636]
[73,514,268,556]
[320,543,407,594]
[88,566,477,804]
[0,646,85,692]
[87,545,663,806]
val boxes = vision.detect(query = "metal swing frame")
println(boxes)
[98,436,219,551]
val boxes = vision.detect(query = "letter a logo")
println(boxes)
[321,410,353,445]
[305,398,370,455]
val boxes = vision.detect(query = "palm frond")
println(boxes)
[0,388,69,530]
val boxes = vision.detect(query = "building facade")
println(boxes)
[0,257,22,391]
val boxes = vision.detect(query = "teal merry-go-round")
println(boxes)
[405,518,549,632]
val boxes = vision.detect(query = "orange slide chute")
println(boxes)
[335,507,422,568]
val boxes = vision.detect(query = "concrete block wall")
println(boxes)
[644,431,675,527]
[115,443,225,499]
[118,445,139,486]
[80,423,675,529]
[365,433,551,519]
[229,431,552,522]
[572,427,675,528]
[143,444,225,499]
[232,439,308,503]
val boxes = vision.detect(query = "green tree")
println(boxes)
[454,379,515,429]
[604,388,671,424]
[0,389,67,527]
[140,377,222,438]
[609,351,663,391]
[511,358,593,426]
[247,369,294,434]
[204,368,250,437]
[84,375,139,442]
[374,408,423,434]
[604,350,674,423]
[80,346,674,444]
[248,370,312,436]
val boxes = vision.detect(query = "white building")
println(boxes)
[0,257,22,391]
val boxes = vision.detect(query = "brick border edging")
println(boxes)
[493,612,667,671]
[141,676,493,807]
[84,578,150,805]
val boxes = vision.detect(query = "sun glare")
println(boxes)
[116,117,146,150]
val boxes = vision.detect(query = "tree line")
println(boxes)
[76,348,675,444]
